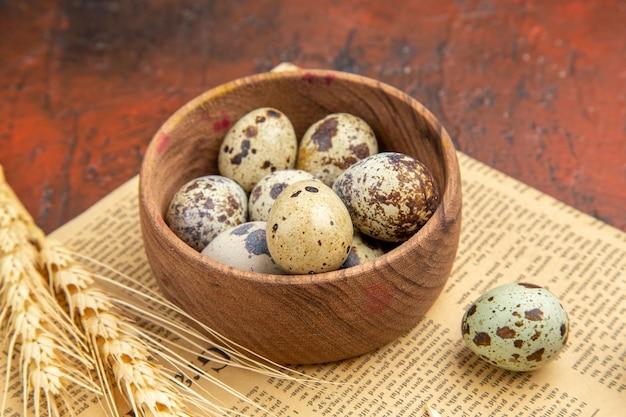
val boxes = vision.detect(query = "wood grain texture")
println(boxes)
[1,0,625,233]
[139,69,462,364]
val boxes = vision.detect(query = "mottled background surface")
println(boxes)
[1,0,624,233]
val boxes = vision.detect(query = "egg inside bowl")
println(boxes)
[139,68,461,364]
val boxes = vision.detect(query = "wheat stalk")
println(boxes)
[1,167,328,417]
[40,238,331,417]
[60,248,325,384]
[0,184,99,417]
[42,242,219,417]
[0,171,207,416]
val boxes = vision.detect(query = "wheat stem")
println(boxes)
[41,240,228,416]
[0,185,99,417]
[43,239,275,416]
[1,165,330,416]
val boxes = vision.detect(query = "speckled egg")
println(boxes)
[296,113,378,186]
[461,283,569,372]
[218,107,297,191]
[166,176,247,251]
[201,222,284,274]
[248,169,315,221]
[342,232,385,268]
[266,180,353,274]
[333,152,439,242]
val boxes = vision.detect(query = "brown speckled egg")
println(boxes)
[342,232,385,268]
[218,108,297,191]
[201,222,284,274]
[296,113,378,186]
[333,152,439,242]
[461,283,569,372]
[267,180,353,274]
[248,169,315,222]
[166,176,247,251]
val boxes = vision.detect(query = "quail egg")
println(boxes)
[201,222,284,274]
[166,176,247,251]
[296,113,378,186]
[218,107,297,191]
[342,232,385,268]
[461,283,570,372]
[267,180,353,274]
[248,169,315,221]
[333,152,439,242]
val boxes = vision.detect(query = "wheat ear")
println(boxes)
[0,170,198,417]
[61,247,334,388]
[41,240,287,417]
[42,246,201,417]
[0,178,99,417]
[1,166,327,416]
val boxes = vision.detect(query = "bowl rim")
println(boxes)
[139,68,460,287]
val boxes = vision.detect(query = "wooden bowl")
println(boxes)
[139,68,461,364]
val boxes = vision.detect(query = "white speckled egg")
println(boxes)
[166,176,247,251]
[333,152,439,242]
[342,232,385,268]
[267,180,353,274]
[201,222,284,274]
[296,113,378,186]
[248,169,315,221]
[461,283,569,371]
[218,108,297,191]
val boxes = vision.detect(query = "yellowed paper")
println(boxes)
[2,153,624,416]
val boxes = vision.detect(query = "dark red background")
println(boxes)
[1,0,624,233]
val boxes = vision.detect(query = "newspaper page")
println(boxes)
[2,152,624,416]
